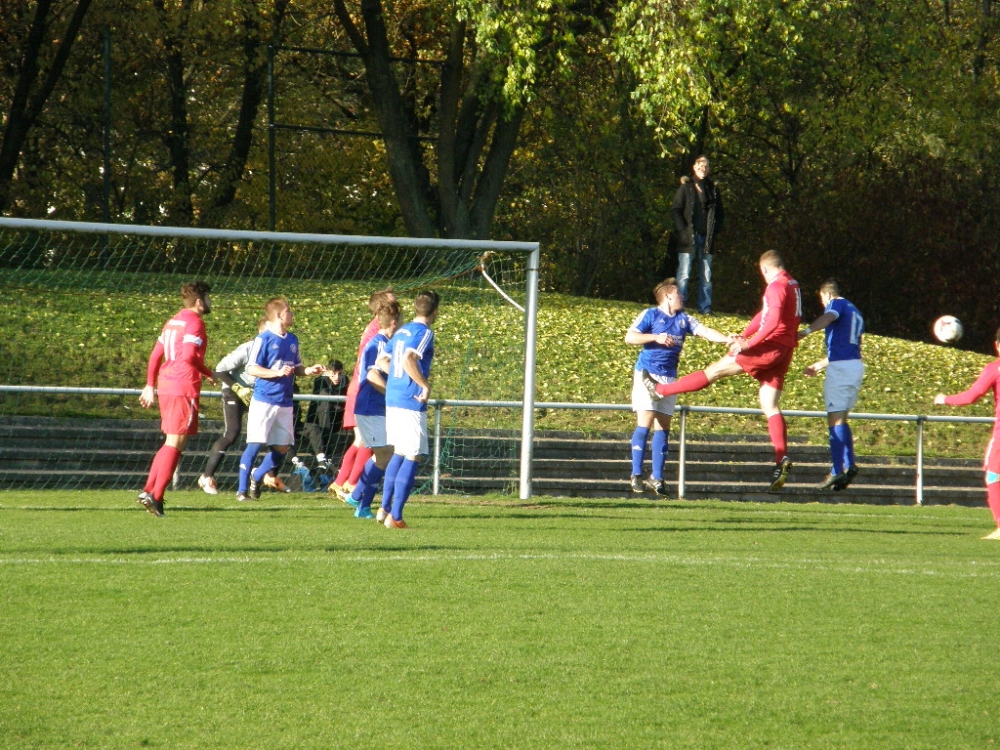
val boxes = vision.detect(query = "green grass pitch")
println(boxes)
[2,489,998,749]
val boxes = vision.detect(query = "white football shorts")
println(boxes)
[632,369,678,416]
[246,400,295,446]
[355,413,388,449]
[385,406,429,457]
[824,359,865,413]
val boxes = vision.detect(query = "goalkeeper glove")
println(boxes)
[231,382,253,407]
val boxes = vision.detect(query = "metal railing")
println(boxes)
[0,385,993,504]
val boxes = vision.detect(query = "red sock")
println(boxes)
[767,414,788,464]
[987,482,1000,525]
[655,370,710,397]
[334,444,359,486]
[150,445,182,501]
[348,447,374,485]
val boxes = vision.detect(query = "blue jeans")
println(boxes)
[676,235,712,313]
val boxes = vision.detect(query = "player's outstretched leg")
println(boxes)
[641,369,710,401]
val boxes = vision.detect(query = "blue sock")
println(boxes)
[631,426,650,476]
[381,454,404,512]
[253,448,283,483]
[828,426,845,475]
[834,423,855,470]
[651,429,668,480]
[238,443,264,493]
[391,458,420,521]
[353,459,386,509]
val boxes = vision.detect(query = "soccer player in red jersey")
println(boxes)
[329,287,396,497]
[934,327,1000,540]
[137,281,215,516]
[642,250,802,491]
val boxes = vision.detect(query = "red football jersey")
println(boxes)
[741,270,802,350]
[147,307,212,397]
[945,360,1000,422]
[342,316,381,429]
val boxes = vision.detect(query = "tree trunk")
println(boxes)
[333,1,527,240]
[0,0,94,213]
[199,0,290,228]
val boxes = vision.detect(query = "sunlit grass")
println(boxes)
[4,279,994,456]
[1,490,998,750]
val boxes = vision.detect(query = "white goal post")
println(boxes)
[0,217,541,499]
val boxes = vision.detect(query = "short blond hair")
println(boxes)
[264,297,288,321]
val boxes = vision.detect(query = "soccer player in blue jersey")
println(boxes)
[626,278,732,496]
[343,301,401,519]
[799,280,865,490]
[236,298,324,502]
[378,290,440,528]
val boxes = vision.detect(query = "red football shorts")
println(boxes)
[159,394,200,435]
[735,342,795,390]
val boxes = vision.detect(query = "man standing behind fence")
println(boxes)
[137,281,214,517]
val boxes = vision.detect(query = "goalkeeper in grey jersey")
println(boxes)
[197,318,266,494]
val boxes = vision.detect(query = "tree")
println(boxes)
[329,0,602,239]
[0,0,95,213]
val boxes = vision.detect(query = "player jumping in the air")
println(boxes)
[625,278,732,496]
[934,327,1000,540]
[138,281,215,517]
[799,280,865,490]
[642,250,801,492]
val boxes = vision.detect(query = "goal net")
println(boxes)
[0,218,539,498]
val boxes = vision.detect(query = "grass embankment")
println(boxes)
[2,490,999,750]
[3,279,994,456]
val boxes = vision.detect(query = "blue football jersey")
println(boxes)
[385,322,434,413]
[824,297,863,362]
[248,329,302,407]
[630,307,701,377]
[353,332,390,417]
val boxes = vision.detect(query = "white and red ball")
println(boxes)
[933,315,963,344]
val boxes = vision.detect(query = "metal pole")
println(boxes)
[433,405,442,495]
[101,26,112,264]
[519,245,541,499]
[267,45,276,233]
[677,407,687,499]
[916,416,925,506]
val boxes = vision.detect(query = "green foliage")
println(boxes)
[4,279,996,457]
[3,491,1000,749]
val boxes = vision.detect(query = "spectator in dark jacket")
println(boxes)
[672,155,724,315]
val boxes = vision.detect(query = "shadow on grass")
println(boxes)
[47,543,466,556]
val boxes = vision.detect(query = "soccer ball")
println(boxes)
[933,315,963,344]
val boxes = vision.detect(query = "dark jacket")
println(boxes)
[672,175,724,254]
[305,373,349,431]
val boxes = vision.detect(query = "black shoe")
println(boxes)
[141,495,165,517]
[248,476,261,500]
[817,473,841,491]
[833,465,859,491]
[236,492,255,503]
[769,457,792,492]
[630,474,646,493]
[639,369,662,401]
[646,478,671,498]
